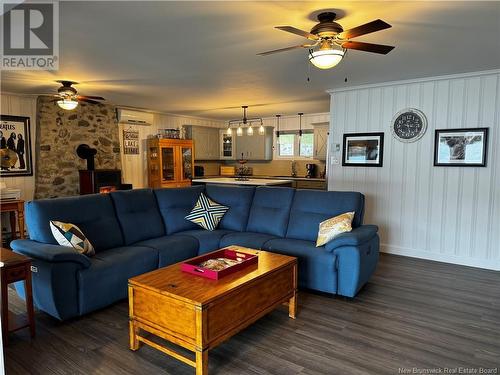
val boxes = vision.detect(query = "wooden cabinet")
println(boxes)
[188,126,219,160]
[147,138,194,188]
[220,130,236,160]
[295,180,327,190]
[313,123,329,160]
[235,126,273,160]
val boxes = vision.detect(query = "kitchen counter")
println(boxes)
[198,175,326,182]
[191,177,293,186]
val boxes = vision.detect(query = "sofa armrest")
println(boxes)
[10,239,91,268]
[324,225,378,252]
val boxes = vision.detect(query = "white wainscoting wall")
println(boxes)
[327,70,500,271]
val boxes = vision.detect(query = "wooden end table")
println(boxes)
[0,199,25,240]
[128,247,297,375]
[0,248,35,344]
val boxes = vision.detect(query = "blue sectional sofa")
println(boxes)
[11,185,379,321]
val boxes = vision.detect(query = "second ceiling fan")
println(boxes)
[258,12,395,69]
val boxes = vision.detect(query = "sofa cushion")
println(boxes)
[50,221,95,256]
[135,235,199,267]
[246,187,295,237]
[262,238,338,294]
[205,185,255,231]
[25,194,123,252]
[154,186,204,235]
[77,245,158,314]
[219,232,278,249]
[110,189,165,245]
[286,190,365,242]
[176,229,233,254]
[185,193,229,231]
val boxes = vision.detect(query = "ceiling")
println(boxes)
[1,1,499,120]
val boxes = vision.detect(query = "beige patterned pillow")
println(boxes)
[316,212,355,247]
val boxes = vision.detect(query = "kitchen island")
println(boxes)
[191,177,293,187]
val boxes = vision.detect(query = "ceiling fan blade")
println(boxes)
[342,41,395,54]
[78,95,105,101]
[275,26,318,40]
[257,44,313,56]
[339,19,391,40]
[79,98,101,105]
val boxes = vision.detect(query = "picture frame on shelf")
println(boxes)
[342,132,384,167]
[0,115,33,177]
[434,128,488,167]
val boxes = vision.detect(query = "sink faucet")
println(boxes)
[291,160,297,178]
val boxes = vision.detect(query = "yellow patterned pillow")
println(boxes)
[316,212,355,247]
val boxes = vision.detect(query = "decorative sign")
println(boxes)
[123,129,139,155]
[0,115,33,177]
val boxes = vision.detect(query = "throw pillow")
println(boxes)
[185,193,229,231]
[316,212,354,247]
[50,220,95,256]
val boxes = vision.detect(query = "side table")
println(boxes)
[0,199,25,240]
[0,248,35,344]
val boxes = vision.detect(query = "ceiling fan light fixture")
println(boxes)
[308,48,345,69]
[57,99,78,110]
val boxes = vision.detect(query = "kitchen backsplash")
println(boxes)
[195,160,326,179]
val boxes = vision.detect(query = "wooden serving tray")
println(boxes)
[181,247,258,280]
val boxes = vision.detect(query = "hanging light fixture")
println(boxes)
[227,126,232,135]
[275,114,281,142]
[308,40,345,70]
[57,98,78,110]
[228,105,264,136]
[258,120,265,136]
[298,113,303,138]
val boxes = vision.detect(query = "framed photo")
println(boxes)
[434,128,488,167]
[0,115,33,177]
[342,132,384,167]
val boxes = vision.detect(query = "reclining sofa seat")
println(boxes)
[11,185,379,321]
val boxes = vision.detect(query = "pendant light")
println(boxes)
[275,114,281,141]
[298,113,303,138]
[247,125,254,136]
[237,123,243,136]
[258,120,265,136]
[227,126,232,136]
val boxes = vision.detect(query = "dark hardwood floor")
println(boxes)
[4,254,500,374]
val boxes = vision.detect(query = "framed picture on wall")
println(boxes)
[434,128,488,167]
[342,132,384,167]
[0,115,33,177]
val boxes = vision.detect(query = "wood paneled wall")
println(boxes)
[328,70,500,270]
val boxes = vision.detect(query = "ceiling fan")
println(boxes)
[258,12,395,69]
[51,80,105,110]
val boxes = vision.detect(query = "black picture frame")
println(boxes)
[433,128,488,167]
[342,132,384,167]
[0,115,33,177]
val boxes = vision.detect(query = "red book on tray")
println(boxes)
[181,247,258,280]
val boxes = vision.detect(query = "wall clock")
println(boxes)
[391,108,427,143]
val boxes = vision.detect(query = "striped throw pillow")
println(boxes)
[185,193,229,231]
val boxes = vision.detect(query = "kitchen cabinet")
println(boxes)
[187,126,220,160]
[220,130,236,160]
[235,126,273,160]
[313,123,329,160]
[147,138,194,188]
[295,179,327,190]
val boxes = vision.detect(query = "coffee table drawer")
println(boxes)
[207,264,294,343]
[132,287,197,342]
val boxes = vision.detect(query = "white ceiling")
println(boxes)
[1,1,499,120]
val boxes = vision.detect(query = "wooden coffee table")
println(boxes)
[128,247,297,375]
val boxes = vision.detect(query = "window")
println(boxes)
[299,133,314,157]
[278,134,295,156]
[277,130,314,158]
